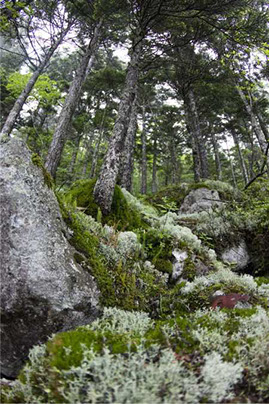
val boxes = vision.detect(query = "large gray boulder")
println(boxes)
[0,138,100,378]
[179,187,223,214]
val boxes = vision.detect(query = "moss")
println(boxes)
[255,276,269,286]
[46,328,140,371]
[181,256,196,281]
[153,258,173,274]
[57,194,168,313]
[31,153,54,189]
[65,179,146,231]
[142,228,174,265]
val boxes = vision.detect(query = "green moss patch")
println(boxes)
[31,153,54,189]
[65,179,146,230]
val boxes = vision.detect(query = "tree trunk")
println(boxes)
[93,37,142,214]
[151,133,158,193]
[236,85,269,168]
[89,106,107,178]
[68,134,81,181]
[45,21,102,178]
[140,105,147,194]
[118,95,138,191]
[170,131,178,184]
[0,29,68,139]
[231,128,249,185]
[184,104,201,182]
[81,134,94,178]
[187,88,209,179]
[211,132,222,180]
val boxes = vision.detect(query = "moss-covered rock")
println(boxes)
[65,179,146,231]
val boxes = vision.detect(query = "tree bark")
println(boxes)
[68,134,82,181]
[0,28,68,139]
[231,128,249,185]
[81,134,94,178]
[93,37,142,214]
[45,20,102,178]
[187,88,209,179]
[170,131,178,184]
[118,95,138,191]
[151,133,158,193]
[184,103,201,182]
[140,105,147,194]
[211,132,222,181]
[89,107,107,179]
[236,85,269,169]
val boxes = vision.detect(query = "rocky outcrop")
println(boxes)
[0,138,100,378]
[179,187,223,214]
[221,240,250,271]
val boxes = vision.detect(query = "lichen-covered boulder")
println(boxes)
[179,187,223,214]
[0,138,100,378]
[221,240,250,271]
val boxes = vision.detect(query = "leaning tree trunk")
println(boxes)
[45,21,102,178]
[236,85,269,169]
[187,88,209,179]
[118,95,138,191]
[140,105,147,194]
[0,27,69,139]
[93,37,142,214]
[231,128,249,185]
[151,133,158,193]
[211,132,222,181]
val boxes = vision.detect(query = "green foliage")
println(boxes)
[7,72,61,107]
[65,179,146,231]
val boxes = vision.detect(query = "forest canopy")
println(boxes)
[0,0,268,210]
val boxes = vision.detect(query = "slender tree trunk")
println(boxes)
[187,88,209,179]
[89,106,107,178]
[0,28,68,139]
[226,141,237,188]
[170,131,178,184]
[93,36,142,214]
[257,112,269,141]
[118,95,138,191]
[68,134,81,180]
[151,133,158,193]
[81,134,94,178]
[184,104,201,182]
[45,20,102,178]
[236,85,269,169]
[231,128,249,184]
[140,106,147,194]
[211,132,222,180]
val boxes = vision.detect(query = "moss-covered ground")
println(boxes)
[2,179,269,404]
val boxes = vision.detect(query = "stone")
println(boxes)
[179,188,223,214]
[0,138,100,378]
[171,249,188,281]
[221,240,250,271]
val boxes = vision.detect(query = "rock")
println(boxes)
[221,240,250,271]
[171,250,188,281]
[179,187,223,214]
[0,138,100,378]
[211,293,250,310]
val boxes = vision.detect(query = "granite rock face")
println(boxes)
[0,138,100,378]
[179,188,223,214]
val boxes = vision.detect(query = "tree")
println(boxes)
[0,0,73,139]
